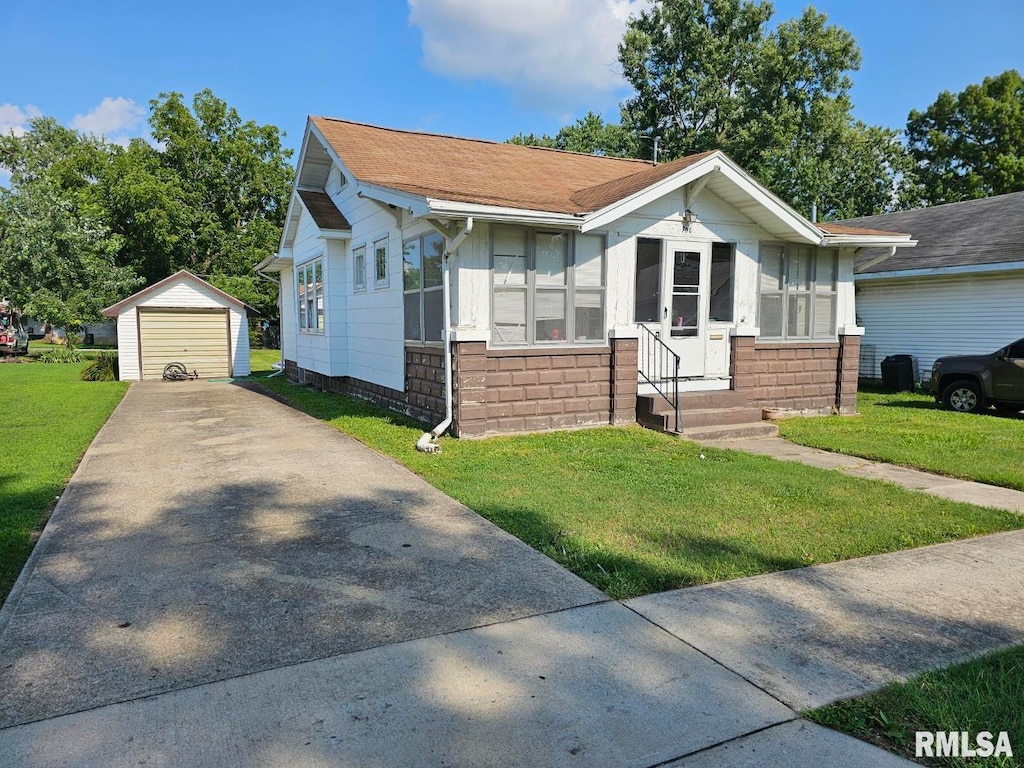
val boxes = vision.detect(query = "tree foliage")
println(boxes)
[0,90,292,328]
[0,118,142,339]
[511,1,911,219]
[906,69,1024,205]
[100,90,293,314]
[508,111,638,157]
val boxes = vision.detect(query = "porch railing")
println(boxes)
[638,325,680,432]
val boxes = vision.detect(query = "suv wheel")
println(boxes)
[941,379,984,413]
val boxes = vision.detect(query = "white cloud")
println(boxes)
[408,0,650,110]
[70,96,145,140]
[0,103,43,137]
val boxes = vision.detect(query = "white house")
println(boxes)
[257,117,913,441]
[839,192,1024,382]
[102,270,252,381]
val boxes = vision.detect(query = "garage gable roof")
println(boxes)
[102,270,256,317]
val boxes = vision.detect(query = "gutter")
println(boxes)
[416,217,474,454]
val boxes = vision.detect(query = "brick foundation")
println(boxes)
[284,346,446,425]
[452,338,638,438]
[731,335,860,414]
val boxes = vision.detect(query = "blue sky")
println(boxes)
[1,0,1022,167]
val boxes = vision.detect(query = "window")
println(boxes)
[374,237,388,288]
[353,245,366,292]
[709,242,734,322]
[758,244,837,340]
[491,226,605,345]
[404,231,445,342]
[297,258,324,332]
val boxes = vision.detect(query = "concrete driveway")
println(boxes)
[0,382,606,727]
[0,382,838,767]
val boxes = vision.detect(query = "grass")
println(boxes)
[256,378,1023,599]
[249,348,283,376]
[807,645,1024,767]
[0,363,128,604]
[779,389,1024,492]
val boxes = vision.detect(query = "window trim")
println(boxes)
[489,225,607,348]
[757,242,838,342]
[353,244,366,293]
[296,256,325,334]
[373,236,389,289]
[403,230,446,345]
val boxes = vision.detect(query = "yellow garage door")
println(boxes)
[138,308,231,380]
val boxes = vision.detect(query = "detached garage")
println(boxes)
[102,270,253,381]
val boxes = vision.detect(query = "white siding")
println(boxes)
[114,277,249,381]
[284,178,406,392]
[857,271,1024,381]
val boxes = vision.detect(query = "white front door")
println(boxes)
[662,240,709,377]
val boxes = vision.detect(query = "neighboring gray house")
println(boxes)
[839,192,1024,382]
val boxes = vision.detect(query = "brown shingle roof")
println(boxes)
[297,189,351,231]
[569,151,718,211]
[310,117,656,214]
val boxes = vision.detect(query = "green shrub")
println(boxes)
[80,351,119,381]
[37,347,84,364]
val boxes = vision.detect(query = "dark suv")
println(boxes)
[930,338,1024,414]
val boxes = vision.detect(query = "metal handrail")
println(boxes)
[637,325,680,432]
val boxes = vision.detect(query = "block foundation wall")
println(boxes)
[286,340,639,436]
[284,346,446,425]
[731,335,860,414]
[452,339,638,438]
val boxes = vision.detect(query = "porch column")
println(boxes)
[610,331,639,425]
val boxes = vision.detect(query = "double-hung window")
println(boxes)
[403,231,445,342]
[759,245,837,340]
[353,245,366,292]
[374,237,389,289]
[491,226,606,345]
[297,258,324,332]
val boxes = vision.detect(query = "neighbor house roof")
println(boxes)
[297,189,351,231]
[837,191,1024,274]
[101,270,257,318]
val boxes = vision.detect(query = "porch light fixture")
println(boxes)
[682,209,696,232]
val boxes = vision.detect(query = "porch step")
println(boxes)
[636,391,778,440]
[647,389,751,412]
[679,422,779,441]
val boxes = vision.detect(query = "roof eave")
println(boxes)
[821,235,918,248]
[426,198,583,227]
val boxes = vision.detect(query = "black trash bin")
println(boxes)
[880,354,915,391]
[84,332,95,345]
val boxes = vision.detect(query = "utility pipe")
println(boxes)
[417,217,474,453]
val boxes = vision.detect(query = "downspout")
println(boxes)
[416,217,474,453]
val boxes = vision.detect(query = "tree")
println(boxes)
[508,112,638,157]
[0,118,142,343]
[616,0,907,218]
[100,90,294,316]
[906,69,1024,205]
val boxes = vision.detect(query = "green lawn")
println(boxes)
[256,379,1023,599]
[779,390,1024,491]
[0,363,128,603]
[808,645,1024,767]
[249,348,283,376]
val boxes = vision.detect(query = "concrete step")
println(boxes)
[643,389,752,414]
[679,422,779,441]
[678,406,767,429]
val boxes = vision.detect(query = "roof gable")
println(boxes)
[102,270,253,317]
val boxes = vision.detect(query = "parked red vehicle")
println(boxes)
[0,302,30,355]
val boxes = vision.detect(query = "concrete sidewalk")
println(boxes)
[702,435,1024,514]
[3,384,1021,766]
